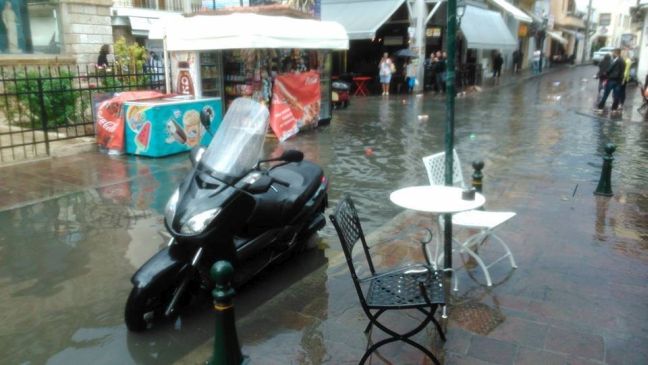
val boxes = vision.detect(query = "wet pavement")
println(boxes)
[0,65,647,364]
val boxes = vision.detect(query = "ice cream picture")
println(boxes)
[135,121,151,151]
[183,110,201,147]
[166,118,187,144]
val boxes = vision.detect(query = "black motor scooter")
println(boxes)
[125,98,328,332]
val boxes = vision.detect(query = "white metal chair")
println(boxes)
[422,150,517,288]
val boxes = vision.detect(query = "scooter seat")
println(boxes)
[247,161,323,228]
[269,160,323,215]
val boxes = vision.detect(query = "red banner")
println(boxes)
[95,91,164,153]
[269,71,320,142]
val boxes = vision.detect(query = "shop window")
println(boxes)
[599,13,611,27]
[0,0,61,54]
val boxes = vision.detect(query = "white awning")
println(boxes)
[129,17,155,37]
[151,13,349,51]
[460,6,517,50]
[321,0,405,40]
[486,0,533,23]
[547,30,568,45]
[558,27,584,40]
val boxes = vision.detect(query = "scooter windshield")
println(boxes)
[201,98,270,179]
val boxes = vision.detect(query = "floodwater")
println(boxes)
[0,66,646,364]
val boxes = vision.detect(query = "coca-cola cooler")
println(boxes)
[123,96,222,157]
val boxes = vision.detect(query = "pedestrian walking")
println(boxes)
[434,51,446,94]
[405,60,416,93]
[492,52,503,82]
[596,48,624,114]
[379,52,395,96]
[532,50,541,74]
[618,50,633,109]
[424,52,436,91]
[596,54,611,102]
[512,49,523,73]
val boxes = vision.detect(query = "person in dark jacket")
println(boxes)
[596,54,611,101]
[492,52,503,82]
[97,44,110,68]
[597,49,624,113]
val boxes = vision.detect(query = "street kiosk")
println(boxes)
[149,9,349,141]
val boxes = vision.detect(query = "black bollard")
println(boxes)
[594,143,616,197]
[208,261,248,365]
[471,160,485,193]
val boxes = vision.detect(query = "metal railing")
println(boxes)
[0,63,165,163]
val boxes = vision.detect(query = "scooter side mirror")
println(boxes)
[190,146,206,167]
[280,150,303,163]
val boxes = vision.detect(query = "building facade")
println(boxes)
[0,0,113,65]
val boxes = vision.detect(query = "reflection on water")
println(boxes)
[1,66,647,364]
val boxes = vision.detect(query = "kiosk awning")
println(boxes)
[321,0,405,40]
[460,6,517,50]
[151,13,349,51]
[486,0,533,23]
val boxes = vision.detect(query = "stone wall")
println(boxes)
[59,0,114,66]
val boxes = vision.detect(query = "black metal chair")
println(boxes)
[329,194,446,365]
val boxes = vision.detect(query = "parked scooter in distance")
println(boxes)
[125,98,328,332]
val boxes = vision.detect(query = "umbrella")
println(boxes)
[394,48,419,58]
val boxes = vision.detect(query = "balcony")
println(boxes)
[113,0,189,12]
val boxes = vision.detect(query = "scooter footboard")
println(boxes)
[131,247,188,294]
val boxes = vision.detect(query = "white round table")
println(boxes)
[390,185,485,275]
[390,185,485,214]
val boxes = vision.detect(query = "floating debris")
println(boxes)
[417,114,429,120]
[364,147,374,157]
[553,81,561,86]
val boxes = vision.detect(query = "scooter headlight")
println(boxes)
[164,189,180,224]
[180,208,221,234]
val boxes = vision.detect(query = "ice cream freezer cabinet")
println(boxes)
[123,97,222,157]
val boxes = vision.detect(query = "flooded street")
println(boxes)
[1,65,647,364]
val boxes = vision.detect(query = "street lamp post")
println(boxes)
[443,0,462,272]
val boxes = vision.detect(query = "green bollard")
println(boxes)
[208,261,248,365]
[594,143,616,197]
[471,160,484,193]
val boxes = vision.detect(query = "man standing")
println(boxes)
[596,48,624,114]
[492,52,503,82]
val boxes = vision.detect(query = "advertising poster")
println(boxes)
[123,98,222,157]
[269,70,320,142]
[0,0,30,53]
[95,91,165,153]
[170,52,198,96]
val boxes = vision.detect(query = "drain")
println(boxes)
[450,302,504,335]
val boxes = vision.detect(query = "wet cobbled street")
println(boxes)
[1,65,646,364]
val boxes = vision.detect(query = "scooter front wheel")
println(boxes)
[125,287,163,332]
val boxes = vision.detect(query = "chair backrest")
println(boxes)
[329,194,377,302]
[422,149,466,188]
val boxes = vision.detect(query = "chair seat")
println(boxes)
[367,270,444,309]
[452,210,516,229]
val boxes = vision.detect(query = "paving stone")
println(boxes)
[466,335,517,365]
[544,326,604,361]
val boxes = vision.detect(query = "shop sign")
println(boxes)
[518,24,528,37]
[384,36,404,46]
[269,71,321,142]
[426,27,441,38]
